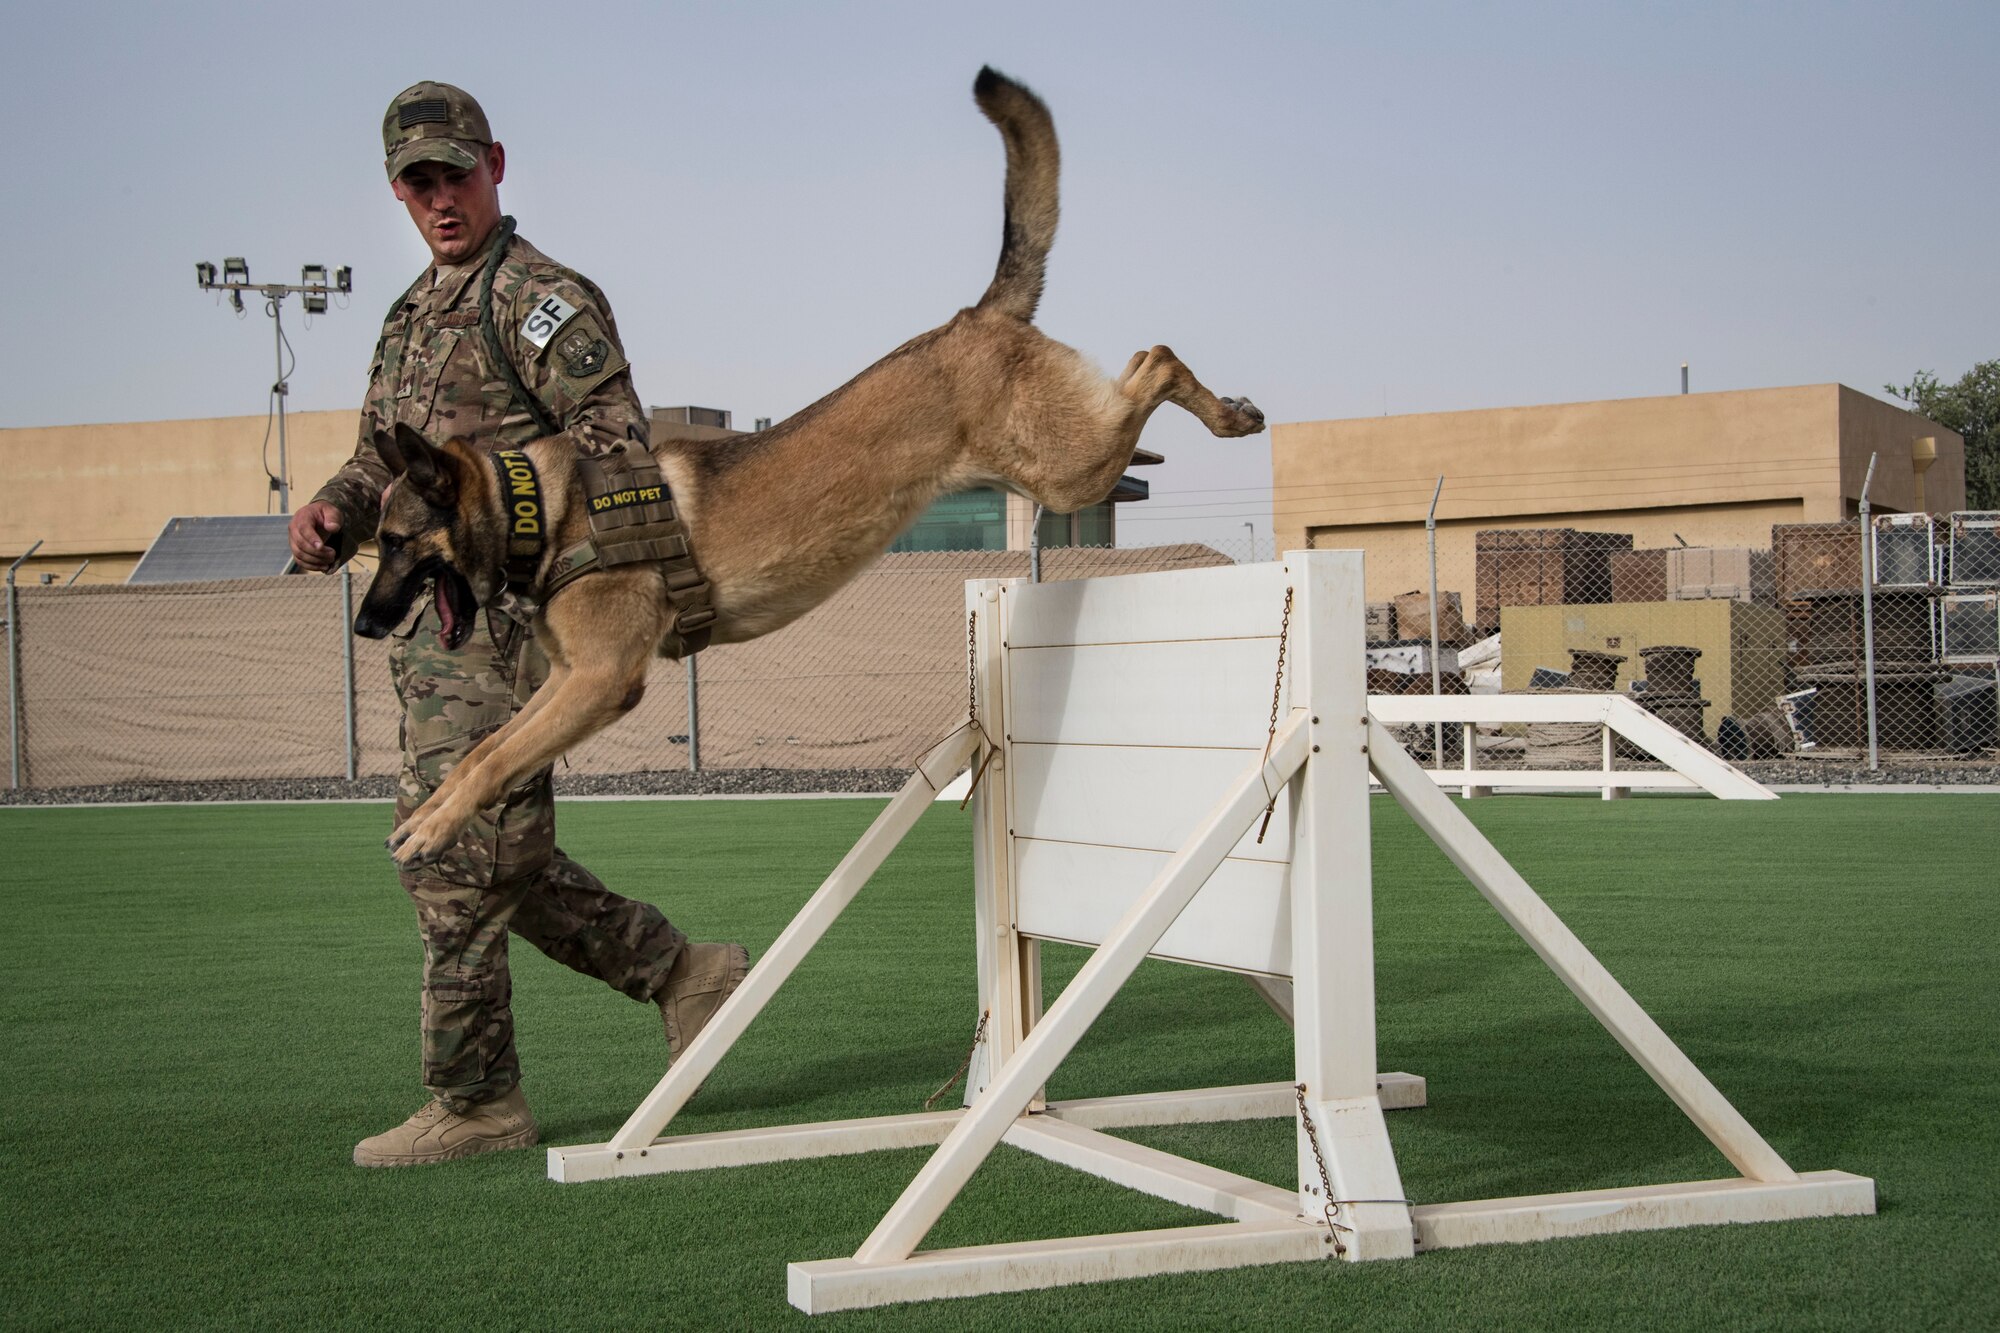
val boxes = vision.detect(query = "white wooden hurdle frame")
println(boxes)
[1367,693,1780,801]
[547,552,1873,1314]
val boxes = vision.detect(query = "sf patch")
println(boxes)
[519,293,577,350]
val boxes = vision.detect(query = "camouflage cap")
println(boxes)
[383,82,493,180]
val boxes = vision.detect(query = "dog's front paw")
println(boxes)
[387,807,463,870]
[1216,396,1267,437]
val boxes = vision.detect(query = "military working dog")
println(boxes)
[355,67,1265,869]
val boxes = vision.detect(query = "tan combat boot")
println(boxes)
[659,942,751,1057]
[352,1086,539,1167]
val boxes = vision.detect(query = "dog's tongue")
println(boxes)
[435,577,459,644]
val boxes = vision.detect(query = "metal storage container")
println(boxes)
[1774,521,1862,599]
[1610,549,1670,604]
[1872,514,1938,589]
[1667,548,1775,603]
[1948,512,2000,587]
[1475,528,1632,631]
[1792,664,1949,750]
[1935,675,1997,753]
[1939,592,1999,664]
[1792,591,1937,667]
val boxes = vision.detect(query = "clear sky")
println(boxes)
[4,0,1993,554]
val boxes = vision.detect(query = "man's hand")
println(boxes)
[289,501,345,573]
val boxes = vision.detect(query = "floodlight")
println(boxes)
[194,250,349,512]
[301,264,329,313]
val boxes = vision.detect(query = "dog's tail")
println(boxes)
[973,66,1059,323]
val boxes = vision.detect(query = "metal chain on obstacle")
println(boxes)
[1293,1081,1352,1254]
[1293,1082,1416,1256]
[924,1008,990,1110]
[1256,586,1295,843]
[958,609,1000,809]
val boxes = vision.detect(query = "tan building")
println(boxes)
[1271,384,1966,602]
[3,409,362,583]
[2,405,1154,584]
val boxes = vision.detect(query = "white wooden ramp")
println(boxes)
[548,552,1872,1314]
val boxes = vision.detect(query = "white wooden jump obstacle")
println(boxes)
[548,552,1873,1313]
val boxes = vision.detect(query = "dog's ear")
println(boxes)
[373,427,408,478]
[386,423,458,509]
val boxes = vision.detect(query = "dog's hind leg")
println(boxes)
[1112,348,1150,392]
[1116,344,1265,438]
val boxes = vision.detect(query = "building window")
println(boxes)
[888,490,1118,552]
[889,488,1008,552]
[1037,502,1115,550]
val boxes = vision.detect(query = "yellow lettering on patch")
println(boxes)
[588,482,672,515]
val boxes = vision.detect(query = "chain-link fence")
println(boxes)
[5,525,1994,794]
[1337,515,1999,772]
[1,544,1232,791]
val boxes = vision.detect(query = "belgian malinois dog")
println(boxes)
[356,67,1265,869]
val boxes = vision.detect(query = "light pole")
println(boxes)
[1242,521,1256,562]
[196,258,352,513]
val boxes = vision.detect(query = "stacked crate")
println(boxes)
[1475,528,1632,635]
[1941,513,2000,667]
[1772,519,1988,752]
[1667,548,1775,603]
[1609,548,1670,604]
[1937,513,1999,752]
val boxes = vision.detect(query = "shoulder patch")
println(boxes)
[519,293,578,350]
[547,312,629,398]
[555,324,611,379]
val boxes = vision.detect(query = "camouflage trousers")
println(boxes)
[390,595,686,1112]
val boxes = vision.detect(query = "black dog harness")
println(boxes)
[485,449,715,658]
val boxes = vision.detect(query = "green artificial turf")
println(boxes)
[2,793,1994,1330]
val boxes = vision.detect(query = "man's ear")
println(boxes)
[387,423,458,509]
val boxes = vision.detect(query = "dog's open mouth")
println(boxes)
[432,566,478,650]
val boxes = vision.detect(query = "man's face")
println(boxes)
[391,142,506,266]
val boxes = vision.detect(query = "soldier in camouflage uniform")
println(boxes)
[289,82,747,1167]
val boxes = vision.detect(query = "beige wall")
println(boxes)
[1837,385,1967,516]
[1273,385,1965,599]
[1500,599,1790,735]
[2,409,363,582]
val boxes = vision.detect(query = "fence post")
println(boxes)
[7,539,43,789]
[1426,477,1445,765]
[341,567,358,781]
[686,655,701,772]
[1858,453,1879,771]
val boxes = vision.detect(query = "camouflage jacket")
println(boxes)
[313,227,647,564]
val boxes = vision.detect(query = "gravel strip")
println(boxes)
[4,758,1995,807]
[1736,758,2000,787]
[0,769,915,807]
